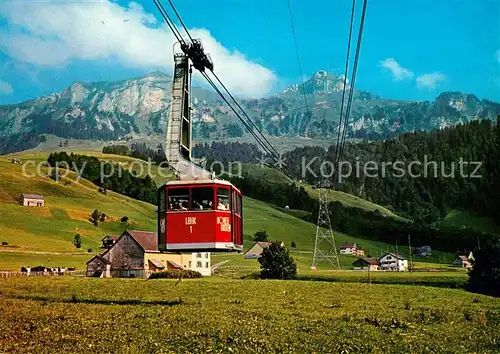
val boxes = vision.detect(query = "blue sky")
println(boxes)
[0,0,499,105]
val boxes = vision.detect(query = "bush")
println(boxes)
[258,242,297,280]
[149,270,202,279]
[73,234,82,249]
[253,230,268,242]
[291,241,296,248]
[1,242,7,246]
[121,216,129,223]
[91,209,101,226]
[98,187,107,195]
[100,213,106,222]
[87,248,93,253]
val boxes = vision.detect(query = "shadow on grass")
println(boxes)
[240,272,466,289]
[295,274,467,289]
[9,295,184,306]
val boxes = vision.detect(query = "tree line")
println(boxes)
[102,143,167,165]
[197,118,500,225]
[47,152,157,205]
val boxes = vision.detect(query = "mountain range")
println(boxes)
[0,70,499,153]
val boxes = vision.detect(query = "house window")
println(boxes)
[386,256,392,260]
[196,261,202,268]
[196,253,202,258]
[189,261,192,268]
[205,253,209,258]
[205,262,209,268]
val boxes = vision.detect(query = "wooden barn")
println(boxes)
[86,230,211,278]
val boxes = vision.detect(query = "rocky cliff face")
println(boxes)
[0,70,499,153]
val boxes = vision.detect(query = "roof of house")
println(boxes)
[21,194,44,200]
[458,255,470,262]
[380,252,406,260]
[125,230,158,252]
[167,260,184,270]
[244,241,273,255]
[352,257,378,266]
[102,235,118,241]
[340,243,356,249]
[86,254,110,265]
[149,259,165,269]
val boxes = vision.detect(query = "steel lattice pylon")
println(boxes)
[312,186,340,269]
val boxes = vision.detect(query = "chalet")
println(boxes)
[414,246,432,257]
[379,253,408,271]
[20,194,45,207]
[354,247,365,257]
[339,242,357,255]
[452,255,472,269]
[101,235,118,248]
[244,241,284,259]
[86,230,211,278]
[352,258,379,271]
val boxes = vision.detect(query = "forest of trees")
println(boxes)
[197,119,500,225]
[193,141,261,164]
[102,143,166,165]
[47,152,157,205]
[224,169,492,253]
[284,118,500,224]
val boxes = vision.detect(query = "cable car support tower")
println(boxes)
[310,0,368,270]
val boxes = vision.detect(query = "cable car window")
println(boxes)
[238,194,242,215]
[191,187,214,210]
[158,187,166,214]
[217,188,230,211]
[168,188,189,211]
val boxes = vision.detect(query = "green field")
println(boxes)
[0,152,455,271]
[0,277,498,353]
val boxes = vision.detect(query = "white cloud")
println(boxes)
[379,58,414,80]
[0,0,276,97]
[0,80,13,95]
[416,72,446,90]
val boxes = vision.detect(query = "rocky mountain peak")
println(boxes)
[284,70,350,95]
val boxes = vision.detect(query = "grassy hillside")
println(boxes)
[0,277,497,353]
[236,164,406,220]
[0,152,455,271]
[440,209,500,236]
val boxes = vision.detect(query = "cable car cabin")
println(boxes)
[158,180,243,252]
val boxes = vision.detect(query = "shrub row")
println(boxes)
[149,270,202,279]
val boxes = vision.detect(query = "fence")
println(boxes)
[0,270,79,278]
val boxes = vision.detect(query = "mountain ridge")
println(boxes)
[1,70,499,154]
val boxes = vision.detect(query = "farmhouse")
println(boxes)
[244,241,284,259]
[352,258,379,271]
[354,247,365,256]
[101,235,118,248]
[86,230,211,278]
[339,242,357,255]
[19,194,45,207]
[452,255,472,269]
[415,245,432,257]
[379,253,408,271]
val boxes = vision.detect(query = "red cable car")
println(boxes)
[158,180,243,252]
[157,46,244,253]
